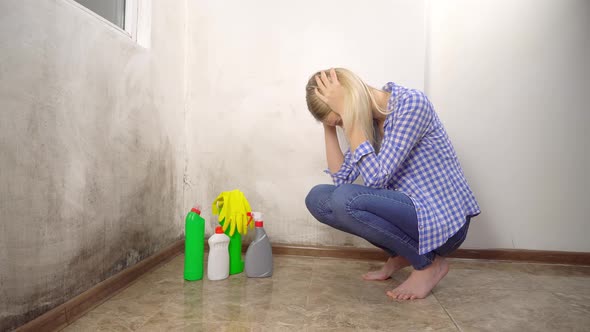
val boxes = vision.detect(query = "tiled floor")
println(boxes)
[62,255,590,331]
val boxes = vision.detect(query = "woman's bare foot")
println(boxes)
[386,256,449,300]
[362,256,410,281]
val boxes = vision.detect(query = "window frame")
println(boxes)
[65,0,150,47]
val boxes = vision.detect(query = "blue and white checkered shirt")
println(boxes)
[326,82,481,254]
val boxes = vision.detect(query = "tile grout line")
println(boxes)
[133,299,169,331]
[127,259,183,331]
[432,290,463,332]
[305,259,316,308]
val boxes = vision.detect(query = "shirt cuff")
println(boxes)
[352,140,375,163]
[324,163,353,180]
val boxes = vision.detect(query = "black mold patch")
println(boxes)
[1,303,58,332]
[3,139,182,331]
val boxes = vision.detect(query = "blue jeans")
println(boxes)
[305,184,470,270]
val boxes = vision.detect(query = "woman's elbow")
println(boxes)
[363,177,387,189]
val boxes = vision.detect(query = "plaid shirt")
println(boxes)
[326,82,481,254]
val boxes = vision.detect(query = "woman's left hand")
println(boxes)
[314,68,346,116]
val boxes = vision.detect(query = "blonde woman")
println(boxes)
[305,68,480,300]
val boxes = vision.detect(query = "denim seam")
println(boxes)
[315,196,333,219]
[346,193,433,266]
[446,223,469,249]
[348,191,415,209]
[447,229,467,249]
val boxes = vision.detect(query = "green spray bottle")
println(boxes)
[184,204,205,281]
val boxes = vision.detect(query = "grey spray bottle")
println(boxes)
[245,212,273,277]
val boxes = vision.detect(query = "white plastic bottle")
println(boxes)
[207,226,230,281]
[245,212,273,278]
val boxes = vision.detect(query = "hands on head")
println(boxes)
[314,68,346,128]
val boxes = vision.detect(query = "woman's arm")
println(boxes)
[351,91,433,188]
[313,68,359,185]
[324,124,344,173]
[323,124,360,185]
[348,126,367,152]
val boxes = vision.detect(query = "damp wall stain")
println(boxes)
[0,1,187,330]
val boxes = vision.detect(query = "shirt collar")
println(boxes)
[382,82,398,112]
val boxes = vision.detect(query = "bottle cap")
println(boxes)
[191,204,201,215]
[253,212,263,221]
[255,221,263,228]
[215,226,224,234]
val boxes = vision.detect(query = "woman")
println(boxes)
[304,68,480,300]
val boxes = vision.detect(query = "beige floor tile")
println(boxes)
[437,259,590,297]
[252,323,304,332]
[138,315,256,332]
[305,299,457,331]
[62,298,160,331]
[434,287,590,332]
[308,272,396,306]
[435,259,539,292]
[520,263,590,294]
[274,255,316,267]
[63,254,590,332]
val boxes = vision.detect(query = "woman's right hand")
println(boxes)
[315,68,346,117]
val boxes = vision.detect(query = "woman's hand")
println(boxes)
[315,68,367,152]
[315,68,346,116]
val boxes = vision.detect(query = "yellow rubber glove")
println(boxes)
[212,190,237,235]
[225,190,240,236]
[233,191,253,235]
[230,189,253,236]
[211,189,253,236]
[212,191,231,226]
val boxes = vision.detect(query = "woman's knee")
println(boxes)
[331,184,362,218]
[305,184,335,217]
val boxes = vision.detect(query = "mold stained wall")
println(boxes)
[0,0,187,329]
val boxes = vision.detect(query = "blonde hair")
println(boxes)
[305,68,390,148]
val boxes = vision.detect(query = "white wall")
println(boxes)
[185,0,427,247]
[426,0,590,251]
[186,0,590,253]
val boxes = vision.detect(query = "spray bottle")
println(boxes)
[245,212,273,278]
[184,204,205,281]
